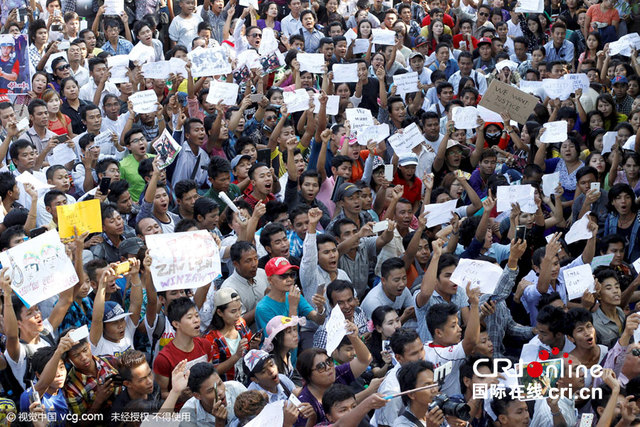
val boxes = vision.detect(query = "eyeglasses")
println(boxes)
[312,357,334,372]
[129,137,146,145]
[478,12,489,17]
[249,33,262,38]
[278,272,297,280]
[56,64,70,71]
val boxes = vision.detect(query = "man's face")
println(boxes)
[67,342,94,373]
[436,314,462,346]
[613,83,628,98]
[127,133,147,157]
[479,44,492,59]
[103,210,124,236]
[396,337,425,363]
[458,57,472,75]
[436,47,449,63]
[384,13,397,28]
[68,45,82,63]
[179,0,196,14]
[333,162,352,180]
[251,166,273,195]
[6,231,25,248]
[0,106,15,128]
[382,268,407,298]
[178,189,199,214]
[116,191,133,215]
[195,373,226,409]
[331,288,357,320]
[15,145,37,171]
[198,210,220,230]
[514,42,527,58]
[536,323,560,348]
[605,242,625,267]
[210,172,231,192]
[477,8,489,24]
[138,217,162,237]
[293,213,309,238]
[317,241,339,272]
[551,64,565,79]
[423,118,440,140]
[341,192,362,215]
[327,397,357,423]
[321,42,334,61]
[104,97,120,120]
[412,369,440,406]
[570,321,597,350]
[302,13,315,29]
[47,195,68,221]
[175,306,201,337]
[31,105,49,128]
[492,39,504,54]
[439,86,454,104]
[266,231,290,258]
[126,362,155,396]
[409,56,425,72]
[83,108,102,132]
[252,358,280,389]
[479,156,497,176]
[233,249,259,279]
[335,40,347,57]
[553,27,566,46]
[289,0,301,13]
[395,201,413,229]
[91,63,108,83]
[17,305,44,336]
[499,400,530,427]
[48,168,70,192]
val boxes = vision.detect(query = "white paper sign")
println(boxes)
[345,108,374,132]
[332,63,359,83]
[95,131,116,156]
[239,0,259,9]
[244,401,284,427]
[325,305,348,355]
[450,258,503,294]
[591,254,614,270]
[169,57,188,78]
[147,230,221,291]
[565,212,593,244]
[298,53,325,74]
[109,66,130,84]
[393,72,419,94]
[496,185,537,213]
[206,81,239,106]
[353,39,370,54]
[384,164,394,181]
[344,28,357,47]
[387,123,425,154]
[541,172,559,197]
[0,230,78,308]
[104,0,124,15]
[543,78,573,101]
[129,90,158,114]
[313,94,340,115]
[540,121,568,143]
[45,51,67,74]
[142,61,172,80]
[16,117,29,132]
[563,74,590,92]
[128,42,155,65]
[515,0,543,13]
[518,80,544,95]
[107,54,130,69]
[284,89,311,113]
[609,40,632,57]
[477,105,503,123]
[602,131,617,154]
[633,257,640,274]
[188,47,231,78]
[564,264,595,300]
[259,27,279,56]
[623,135,636,151]
[357,124,390,145]
[452,106,478,130]
[424,199,458,227]
[372,28,396,45]
[49,143,77,166]
[15,171,52,191]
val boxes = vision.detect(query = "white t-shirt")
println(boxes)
[4,320,54,390]
[168,14,203,51]
[91,316,136,357]
[424,341,466,396]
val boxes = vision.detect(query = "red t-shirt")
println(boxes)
[452,34,479,50]
[392,174,423,204]
[422,13,455,28]
[153,337,214,380]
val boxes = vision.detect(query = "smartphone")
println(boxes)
[249,94,263,103]
[515,225,527,241]
[99,177,111,194]
[253,330,263,341]
[382,339,391,353]
[372,220,389,233]
[17,8,28,23]
[105,373,124,385]
[316,284,326,295]
[257,148,271,166]
[590,182,600,192]
[114,261,130,275]
[384,164,394,182]
[55,134,69,144]
[29,227,47,239]
[29,381,40,406]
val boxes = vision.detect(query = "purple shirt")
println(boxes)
[294,363,356,426]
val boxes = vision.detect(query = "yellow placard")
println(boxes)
[57,199,102,239]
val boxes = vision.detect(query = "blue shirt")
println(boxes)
[255,293,314,331]
[101,38,134,56]
[543,39,574,63]
[414,286,469,342]
[20,388,68,426]
[429,58,459,80]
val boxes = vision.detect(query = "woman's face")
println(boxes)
[597,100,613,117]
[618,127,632,143]
[268,3,278,16]
[282,326,299,349]
[218,300,242,326]
[527,19,539,33]
[589,153,606,173]
[521,125,530,144]
[615,64,627,77]
[538,14,549,28]
[612,191,632,215]
[371,53,385,70]
[270,91,284,105]
[63,81,78,100]
[586,34,598,50]
[359,21,372,37]
[560,140,577,161]
[630,113,640,132]
[310,353,336,387]
[532,48,544,64]
[300,72,313,88]
[593,134,604,152]
[433,21,444,36]
[607,65,616,80]
[624,157,640,179]
[377,311,401,338]
[33,74,47,93]
[327,0,338,13]
[47,94,60,114]
[633,98,640,112]
[336,83,350,101]
[449,179,464,198]
[628,80,639,97]
[589,113,604,129]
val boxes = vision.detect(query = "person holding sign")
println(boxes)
[136,158,180,234]
[533,134,584,203]
[431,119,485,186]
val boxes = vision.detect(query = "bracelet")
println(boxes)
[551,411,561,417]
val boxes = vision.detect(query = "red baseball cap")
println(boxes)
[477,37,492,46]
[265,257,299,277]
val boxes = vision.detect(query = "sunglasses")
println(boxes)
[313,357,334,372]
[249,33,262,38]
[478,12,489,17]
[56,64,70,71]
[278,272,297,279]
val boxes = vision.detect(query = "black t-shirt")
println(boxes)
[109,382,162,425]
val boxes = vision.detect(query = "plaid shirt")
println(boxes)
[101,38,134,56]
[65,355,121,415]
[204,318,253,381]
[313,307,369,349]
[58,298,93,336]
[479,265,534,358]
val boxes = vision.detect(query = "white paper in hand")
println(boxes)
[424,199,458,227]
[206,81,239,106]
[69,325,89,342]
[325,305,348,355]
[345,108,374,132]
[451,106,478,130]
[564,264,595,300]
[284,89,311,113]
[632,257,640,274]
[356,124,390,145]
[541,172,560,197]
[564,212,593,244]
[15,171,53,191]
[602,132,617,154]
[129,90,158,114]
[372,28,396,45]
[297,53,325,74]
[313,94,340,115]
[332,63,359,83]
[244,401,284,427]
[496,185,537,213]
[449,258,503,294]
[540,121,568,143]
[393,72,419,94]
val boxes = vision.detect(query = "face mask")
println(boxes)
[485,131,502,144]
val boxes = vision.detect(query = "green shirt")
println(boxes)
[204,183,241,214]
[119,153,155,202]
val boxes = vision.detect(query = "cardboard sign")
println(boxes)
[479,79,538,125]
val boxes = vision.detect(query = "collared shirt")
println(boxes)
[171,141,211,188]
[530,397,578,427]
[204,184,242,215]
[179,381,246,427]
[281,14,303,37]
[592,306,625,348]
[448,69,488,95]
[120,153,154,202]
[221,270,269,315]
[65,355,120,415]
[28,44,44,71]
[101,38,134,56]
[415,286,469,342]
[71,65,90,87]
[543,39,575,63]
[337,237,377,299]
[299,232,352,298]
[58,297,93,336]
[25,127,56,159]
[615,94,634,116]
[79,78,121,106]
[520,335,575,364]
[428,58,459,80]
[302,27,324,53]
[595,340,629,388]
[201,7,229,43]
[375,364,404,426]
[169,13,204,51]
[313,307,369,349]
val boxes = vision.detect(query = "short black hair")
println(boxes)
[80,103,100,121]
[248,162,269,180]
[175,218,199,232]
[0,225,25,251]
[563,307,593,338]
[381,257,405,279]
[332,217,357,238]
[167,297,197,325]
[0,171,16,199]
[175,180,198,200]
[230,241,256,263]
[194,197,219,220]
[85,258,107,282]
[426,303,458,337]
[491,390,518,417]
[107,180,129,204]
[326,280,354,306]
[208,156,232,180]
[536,305,566,334]
[187,362,218,394]
[96,158,120,177]
[259,222,288,250]
[460,354,493,395]
[44,189,66,208]
[28,99,47,116]
[31,345,58,376]
[398,361,435,405]
[9,139,36,162]
[322,384,355,415]
[389,328,420,356]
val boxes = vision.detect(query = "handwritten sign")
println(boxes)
[452,106,478,129]
[393,72,419,94]
[591,254,614,271]
[142,61,172,80]
[623,135,636,151]
[187,47,231,78]
[297,53,325,74]
[518,80,544,95]
[479,79,538,125]
[95,131,115,156]
[541,172,559,197]
[313,94,340,115]
[57,199,102,239]
[325,305,348,355]
[564,212,593,244]
[542,78,573,101]
[284,89,311,113]
[372,28,396,45]
[206,81,239,106]
[152,130,182,170]
[563,74,590,92]
[564,264,595,300]
[128,42,155,65]
[608,40,632,57]
[147,230,221,291]
[129,90,158,114]
[109,66,130,84]
[496,185,537,213]
[356,123,390,145]
[540,121,568,143]
[169,57,188,78]
[515,0,543,12]
[0,230,78,308]
[107,55,129,69]
[344,28,357,47]
[424,199,458,227]
[345,108,374,132]
[353,39,370,54]
[387,123,425,154]
[104,0,124,15]
[332,63,359,83]
[450,258,503,294]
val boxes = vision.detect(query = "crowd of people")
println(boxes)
[0,0,638,425]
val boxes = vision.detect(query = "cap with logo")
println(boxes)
[611,76,629,85]
[243,349,274,376]
[477,37,493,46]
[103,301,132,323]
[265,256,300,277]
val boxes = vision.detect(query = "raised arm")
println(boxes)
[461,283,481,354]
[1,268,19,363]
[126,258,143,326]
[415,238,444,308]
[536,232,562,294]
